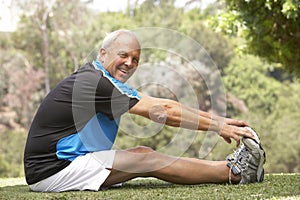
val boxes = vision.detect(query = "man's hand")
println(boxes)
[218,124,254,147]
[224,118,249,127]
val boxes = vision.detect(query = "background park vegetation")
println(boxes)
[0,0,299,178]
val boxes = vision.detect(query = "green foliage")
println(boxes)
[260,82,300,173]
[134,0,183,29]
[0,45,45,127]
[180,9,235,72]
[224,55,283,114]
[212,0,300,76]
[0,131,27,178]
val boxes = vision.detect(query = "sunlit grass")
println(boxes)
[0,174,299,199]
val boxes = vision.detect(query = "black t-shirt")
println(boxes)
[24,62,140,185]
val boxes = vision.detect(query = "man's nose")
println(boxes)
[124,57,133,68]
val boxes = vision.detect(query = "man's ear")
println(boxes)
[99,48,106,63]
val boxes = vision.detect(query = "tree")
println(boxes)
[180,8,235,73]
[212,0,300,76]
[1,53,45,128]
[224,55,283,115]
[0,32,45,129]
[15,0,56,94]
[134,0,183,29]
[12,0,95,90]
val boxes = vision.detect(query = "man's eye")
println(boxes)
[133,58,139,64]
[119,53,127,58]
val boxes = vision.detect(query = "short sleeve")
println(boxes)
[94,73,141,118]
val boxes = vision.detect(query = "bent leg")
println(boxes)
[102,146,241,187]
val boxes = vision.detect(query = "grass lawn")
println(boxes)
[0,174,299,200]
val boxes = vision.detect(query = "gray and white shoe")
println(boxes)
[226,127,266,184]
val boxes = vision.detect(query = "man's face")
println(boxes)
[100,34,140,83]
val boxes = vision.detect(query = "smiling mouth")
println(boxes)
[119,69,129,75]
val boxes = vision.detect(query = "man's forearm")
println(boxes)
[180,104,227,131]
[130,93,221,133]
[182,104,211,119]
[160,99,220,133]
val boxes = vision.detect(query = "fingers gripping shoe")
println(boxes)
[226,127,266,184]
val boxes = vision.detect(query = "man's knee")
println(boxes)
[113,146,159,174]
[127,146,155,153]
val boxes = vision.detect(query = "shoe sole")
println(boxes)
[242,128,266,182]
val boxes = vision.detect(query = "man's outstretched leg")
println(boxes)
[102,146,241,187]
[103,128,266,188]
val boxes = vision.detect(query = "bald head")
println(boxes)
[99,30,141,83]
[101,30,141,51]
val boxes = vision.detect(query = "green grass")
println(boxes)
[0,174,299,200]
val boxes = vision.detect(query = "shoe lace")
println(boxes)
[229,144,245,161]
[228,144,249,184]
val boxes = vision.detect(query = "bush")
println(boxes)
[0,130,27,177]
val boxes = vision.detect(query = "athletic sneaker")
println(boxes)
[226,127,266,184]
[242,127,266,182]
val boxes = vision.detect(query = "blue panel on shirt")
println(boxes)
[56,112,120,161]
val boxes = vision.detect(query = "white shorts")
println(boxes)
[29,150,116,192]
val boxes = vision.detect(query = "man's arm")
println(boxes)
[129,93,254,146]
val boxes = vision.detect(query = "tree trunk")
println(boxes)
[41,25,50,94]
